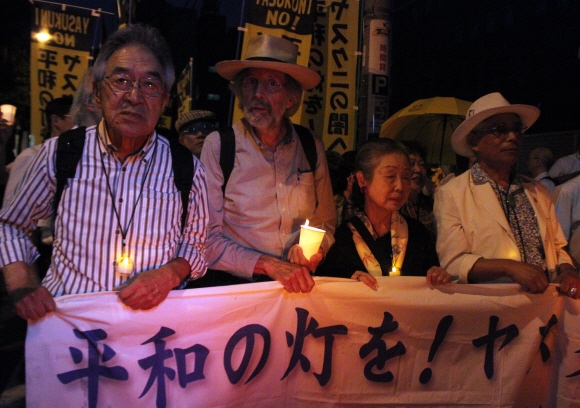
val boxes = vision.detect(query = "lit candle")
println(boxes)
[0,104,16,126]
[299,219,326,261]
[117,254,133,276]
[389,266,401,276]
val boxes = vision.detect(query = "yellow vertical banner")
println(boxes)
[176,58,193,117]
[231,1,316,124]
[318,0,361,153]
[30,2,97,144]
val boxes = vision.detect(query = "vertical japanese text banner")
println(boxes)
[318,0,360,153]
[231,0,316,124]
[176,58,193,118]
[30,2,97,144]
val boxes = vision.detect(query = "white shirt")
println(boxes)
[201,119,336,279]
[555,174,580,240]
[549,152,580,178]
[2,144,42,208]
[534,171,555,193]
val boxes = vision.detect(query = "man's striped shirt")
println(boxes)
[0,123,208,296]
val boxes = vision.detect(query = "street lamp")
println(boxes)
[34,30,51,43]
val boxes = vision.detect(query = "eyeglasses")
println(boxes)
[241,76,285,93]
[475,123,527,138]
[181,123,218,135]
[103,73,165,98]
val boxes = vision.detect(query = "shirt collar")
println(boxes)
[471,162,522,191]
[96,120,157,158]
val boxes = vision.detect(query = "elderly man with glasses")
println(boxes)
[0,24,208,321]
[434,92,580,298]
[199,34,336,293]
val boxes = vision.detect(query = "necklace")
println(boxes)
[97,128,157,276]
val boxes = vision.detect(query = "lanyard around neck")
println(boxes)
[97,128,157,248]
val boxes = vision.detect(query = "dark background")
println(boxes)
[2,0,579,142]
[389,0,580,135]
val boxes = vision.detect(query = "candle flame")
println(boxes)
[304,219,309,227]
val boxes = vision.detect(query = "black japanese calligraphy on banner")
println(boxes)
[248,0,316,34]
[30,2,98,143]
[26,278,580,407]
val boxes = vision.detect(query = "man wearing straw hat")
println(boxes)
[434,92,580,298]
[200,34,336,293]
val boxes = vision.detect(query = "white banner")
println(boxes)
[26,277,580,407]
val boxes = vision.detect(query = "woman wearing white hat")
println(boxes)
[434,92,580,297]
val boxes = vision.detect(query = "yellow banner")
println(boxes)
[30,43,90,143]
[316,0,360,153]
[176,58,193,118]
[30,2,96,144]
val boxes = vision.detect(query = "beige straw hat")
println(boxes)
[215,34,321,91]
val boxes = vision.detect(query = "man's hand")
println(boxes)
[426,266,453,286]
[469,259,549,293]
[116,258,190,310]
[288,244,325,272]
[10,286,56,321]
[254,254,315,293]
[3,261,55,321]
[506,261,549,294]
[555,264,580,299]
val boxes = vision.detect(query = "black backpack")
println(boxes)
[54,127,193,232]
[217,123,317,194]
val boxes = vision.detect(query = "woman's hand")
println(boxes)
[288,244,325,272]
[426,266,453,286]
[351,271,379,291]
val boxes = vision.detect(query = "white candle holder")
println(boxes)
[299,223,326,261]
[0,104,16,126]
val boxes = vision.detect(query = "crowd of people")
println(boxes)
[1,23,579,329]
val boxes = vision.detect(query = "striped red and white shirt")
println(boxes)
[0,123,208,296]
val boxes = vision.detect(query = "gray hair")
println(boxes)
[93,24,175,90]
[70,67,96,125]
[355,138,410,182]
[351,138,410,207]
[230,69,303,117]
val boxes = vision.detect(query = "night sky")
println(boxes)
[2,0,579,139]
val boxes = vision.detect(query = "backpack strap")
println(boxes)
[538,174,559,186]
[218,126,236,195]
[169,139,194,232]
[54,126,87,219]
[217,124,318,196]
[294,124,317,172]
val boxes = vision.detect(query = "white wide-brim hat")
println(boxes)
[215,34,321,91]
[451,92,540,157]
